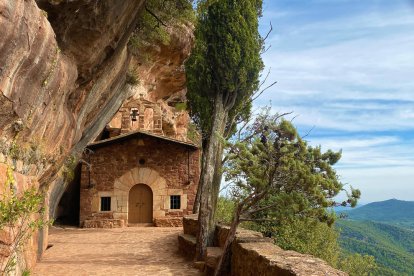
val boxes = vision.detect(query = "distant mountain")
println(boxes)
[331,203,365,213]
[340,199,414,228]
[336,220,414,275]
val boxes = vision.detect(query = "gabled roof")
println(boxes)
[87,130,198,149]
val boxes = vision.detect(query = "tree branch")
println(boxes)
[239,218,276,222]
[244,203,279,216]
[263,22,273,42]
[301,125,315,139]
[251,81,277,102]
[145,5,167,27]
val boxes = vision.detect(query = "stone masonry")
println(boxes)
[179,215,347,276]
[79,131,200,227]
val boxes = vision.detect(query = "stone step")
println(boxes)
[154,217,183,227]
[206,246,223,269]
[83,219,124,228]
[183,214,199,236]
[178,233,196,258]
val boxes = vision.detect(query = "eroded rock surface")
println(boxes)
[0,0,194,272]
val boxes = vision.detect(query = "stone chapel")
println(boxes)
[79,98,200,228]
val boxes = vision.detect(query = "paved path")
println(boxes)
[33,227,202,276]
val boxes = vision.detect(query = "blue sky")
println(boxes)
[258,0,414,203]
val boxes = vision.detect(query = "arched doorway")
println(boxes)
[128,184,153,223]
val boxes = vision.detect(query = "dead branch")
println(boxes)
[261,45,272,54]
[263,22,273,42]
[301,125,315,139]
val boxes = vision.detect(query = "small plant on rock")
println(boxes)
[0,166,50,274]
[126,70,140,86]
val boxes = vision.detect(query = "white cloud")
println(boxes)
[338,166,414,202]
[258,2,414,202]
[266,104,414,132]
[257,12,414,132]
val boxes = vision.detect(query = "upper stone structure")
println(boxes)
[101,96,189,143]
[105,98,163,137]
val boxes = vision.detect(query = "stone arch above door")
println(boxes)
[112,167,167,222]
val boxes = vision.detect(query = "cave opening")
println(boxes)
[55,164,81,226]
[98,127,111,141]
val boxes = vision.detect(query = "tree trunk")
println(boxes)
[196,93,228,261]
[210,139,224,218]
[214,204,242,276]
[192,150,206,214]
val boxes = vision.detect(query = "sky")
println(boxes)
[257,0,414,203]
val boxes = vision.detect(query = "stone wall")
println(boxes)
[79,134,199,227]
[179,215,347,276]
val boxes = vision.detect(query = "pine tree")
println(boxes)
[214,110,361,274]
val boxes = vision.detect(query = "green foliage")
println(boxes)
[186,122,201,145]
[8,139,23,161]
[215,196,235,224]
[224,110,360,226]
[265,219,378,275]
[1,138,49,171]
[337,220,414,275]
[186,0,264,139]
[338,254,378,276]
[126,70,140,86]
[219,109,370,274]
[0,189,43,228]
[42,47,60,87]
[0,166,51,274]
[129,0,195,59]
[62,155,77,182]
[174,102,187,112]
[269,218,340,266]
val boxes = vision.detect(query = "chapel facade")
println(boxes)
[79,98,200,228]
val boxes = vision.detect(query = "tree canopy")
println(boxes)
[224,110,361,226]
[186,0,264,140]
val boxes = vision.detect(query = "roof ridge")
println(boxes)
[88,130,198,149]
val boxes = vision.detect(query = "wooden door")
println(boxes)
[128,184,153,223]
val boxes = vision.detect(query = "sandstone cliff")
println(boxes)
[0,0,193,272]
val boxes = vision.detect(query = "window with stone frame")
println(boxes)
[101,197,111,211]
[170,195,181,209]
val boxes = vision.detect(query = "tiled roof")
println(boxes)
[87,130,198,149]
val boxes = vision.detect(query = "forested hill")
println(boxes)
[336,220,414,275]
[343,199,414,227]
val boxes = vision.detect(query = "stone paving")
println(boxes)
[33,227,202,276]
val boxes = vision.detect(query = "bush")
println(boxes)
[215,196,235,224]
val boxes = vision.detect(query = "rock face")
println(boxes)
[0,0,144,153]
[0,0,194,272]
[112,23,194,142]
